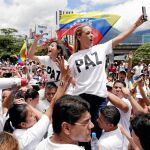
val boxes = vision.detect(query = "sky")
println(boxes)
[0,0,150,36]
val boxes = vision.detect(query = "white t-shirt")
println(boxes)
[119,65,125,72]
[135,85,148,99]
[47,123,53,138]
[13,115,50,150]
[119,98,132,134]
[38,88,45,101]
[0,101,7,132]
[107,98,132,149]
[118,98,132,149]
[133,65,143,77]
[35,137,85,150]
[38,56,68,85]
[0,113,7,132]
[108,98,132,133]
[67,40,112,98]
[36,99,50,112]
[98,128,126,150]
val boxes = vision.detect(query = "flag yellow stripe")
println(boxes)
[60,11,120,25]
[20,42,27,61]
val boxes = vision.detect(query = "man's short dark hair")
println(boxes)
[131,113,150,150]
[113,80,126,87]
[100,105,120,126]
[45,82,57,89]
[119,70,126,76]
[52,95,90,134]
[24,89,39,101]
[14,90,25,99]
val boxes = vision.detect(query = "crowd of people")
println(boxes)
[0,14,150,150]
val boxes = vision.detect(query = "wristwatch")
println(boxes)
[59,80,64,86]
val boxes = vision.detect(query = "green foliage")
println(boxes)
[133,43,150,65]
[0,28,27,60]
[0,28,18,35]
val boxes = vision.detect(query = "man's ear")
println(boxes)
[61,122,72,135]
[77,35,81,41]
[26,98,32,103]
[20,122,27,129]
[108,123,115,130]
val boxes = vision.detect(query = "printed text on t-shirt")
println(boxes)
[75,52,102,73]
[47,66,60,81]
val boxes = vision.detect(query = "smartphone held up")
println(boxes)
[142,6,148,21]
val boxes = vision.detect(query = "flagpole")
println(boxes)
[35,24,37,34]
[24,35,28,65]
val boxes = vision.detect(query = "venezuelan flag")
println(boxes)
[59,11,104,25]
[18,42,27,63]
[56,12,120,45]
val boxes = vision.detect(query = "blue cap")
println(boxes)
[92,132,96,138]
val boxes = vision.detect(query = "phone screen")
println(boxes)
[142,6,147,21]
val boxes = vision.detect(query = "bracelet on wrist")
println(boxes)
[59,80,65,86]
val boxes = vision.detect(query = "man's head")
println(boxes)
[52,95,94,142]
[2,89,11,102]
[112,80,126,98]
[118,70,126,82]
[107,75,113,82]
[37,68,42,76]
[130,68,135,76]
[45,82,57,102]
[131,113,150,150]
[22,66,28,74]
[97,105,120,132]
[25,89,39,107]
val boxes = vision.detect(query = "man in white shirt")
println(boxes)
[21,66,31,82]
[37,82,57,112]
[133,61,144,78]
[36,95,94,150]
[0,89,11,132]
[107,80,132,149]
[97,105,126,150]
[108,80,132,133]
[0,101,7,132]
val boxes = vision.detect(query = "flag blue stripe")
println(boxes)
[59,18,112,36]
[59,18,98,29]
[91,19,112,36]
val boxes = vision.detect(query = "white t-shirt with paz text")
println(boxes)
[67,40,112,98]
[38,56,68,85]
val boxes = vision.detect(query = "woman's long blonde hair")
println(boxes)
[74,25,87,53]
